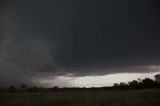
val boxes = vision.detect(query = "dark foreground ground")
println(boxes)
[0,89,160,106]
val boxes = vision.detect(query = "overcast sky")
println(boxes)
[0,0,160,87]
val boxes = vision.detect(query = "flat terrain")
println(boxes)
[0,89,160,106]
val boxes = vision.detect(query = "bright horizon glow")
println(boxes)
[38,71,160,88]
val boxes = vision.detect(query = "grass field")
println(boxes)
[0,89,160,106]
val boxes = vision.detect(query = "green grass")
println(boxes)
[0,89,160,106]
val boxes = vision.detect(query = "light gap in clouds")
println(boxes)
[40,71,160,88]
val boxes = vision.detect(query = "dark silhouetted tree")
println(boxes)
[113,83,118,87]
[128,80,138,86]
[21,84,27,89]
[118,82,128,90]
[50,86,59,92]
[141,78,155,88]
[9,86,15,92]
[28,86,38,92]
[155,74,160,83]
[33,86,38,92]
[128,80,139,89]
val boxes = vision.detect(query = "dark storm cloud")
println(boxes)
[0,0,8,7]
[0,21,59,86]
[0,0,160,84]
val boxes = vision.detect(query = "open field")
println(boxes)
[0,89,160,106]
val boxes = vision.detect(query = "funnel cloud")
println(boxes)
[0,21,59,87]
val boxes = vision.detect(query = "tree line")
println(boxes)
[0,74,160,93]
[113,74,160,90]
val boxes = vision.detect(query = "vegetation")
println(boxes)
[0,89,160,106]
[113,74,160,90]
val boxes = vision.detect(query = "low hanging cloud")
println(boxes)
[62,62,160,77]
[0,20,59,87]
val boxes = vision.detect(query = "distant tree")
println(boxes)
[33,86,38,92]
[128,80,138,86]
[118,82,128,90]
[128,80,144,89]
[53,86,59,89]
[113,83,118,87]
[28,86,38,92]
[21,84,27,89]
[142,78,155,88]
[9,86,15,92]
[137,78,142,83]
[50,86,59,92]
[119,82,127,86]
[154,74,160,83]
[113,83,119,90]
[28,87,33,92]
